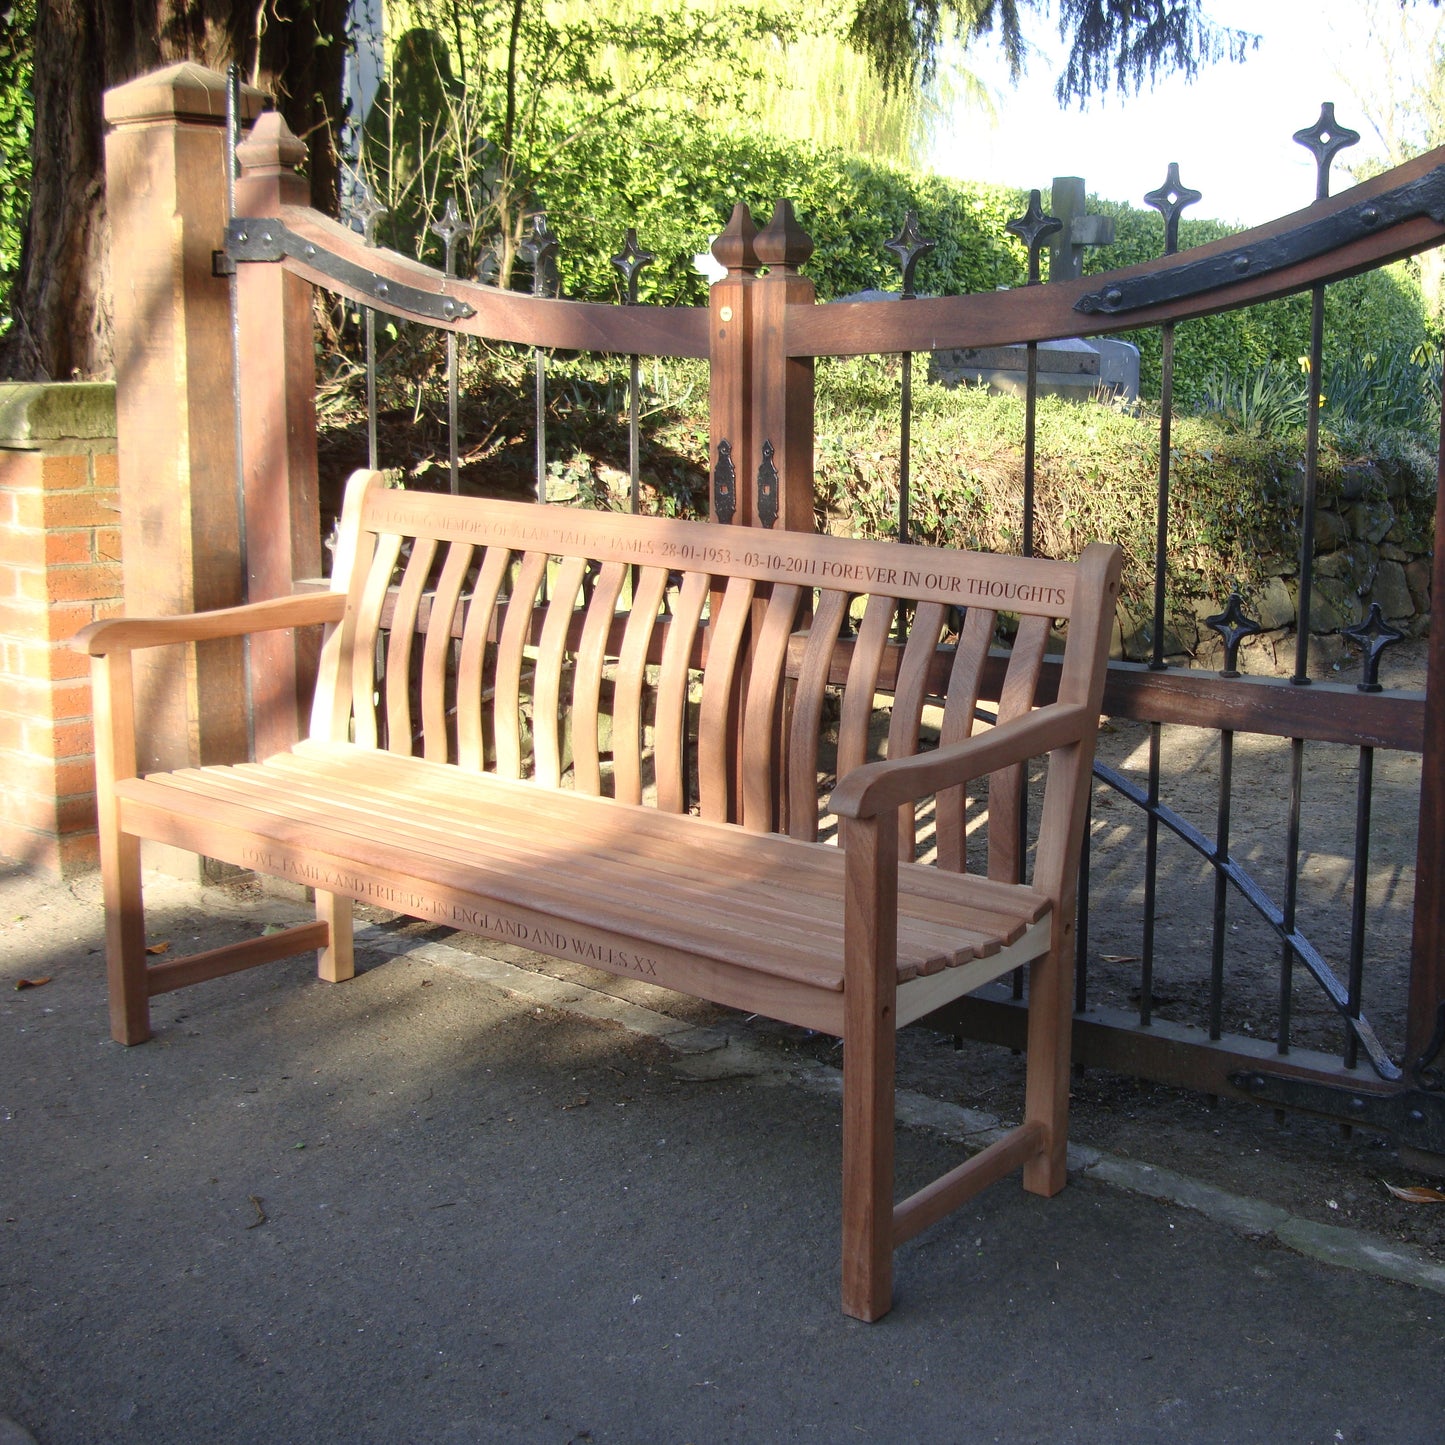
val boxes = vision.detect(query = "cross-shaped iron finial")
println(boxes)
[1007,191,1064,285]
[519,213,560,297]
[885,212,937,299]
[1293,103,1361,202]
[429,196,470,278]
[1205,592,1263,678]
[1144,163,1202,256]
[1342,603,1404,693]
[611,228,656,305]
[347,177,388,245]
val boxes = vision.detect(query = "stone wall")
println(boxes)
[1121,459,1433,674]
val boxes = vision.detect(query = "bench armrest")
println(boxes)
[73,592,346,656]
[829,701,1094,821]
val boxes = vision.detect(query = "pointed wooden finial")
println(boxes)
[755,199,813,272]
[711,204,760,276]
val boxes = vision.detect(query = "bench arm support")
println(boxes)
[72,591,346,657]
[829,701,1094,821]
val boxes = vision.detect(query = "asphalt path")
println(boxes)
[2,865,1442,1444]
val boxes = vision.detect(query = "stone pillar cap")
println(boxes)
[104,61,265,128]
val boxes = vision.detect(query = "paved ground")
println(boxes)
[2,861,1443,1444]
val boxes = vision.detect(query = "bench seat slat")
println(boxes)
[285,742,1052,927]
[242,758,1006,976]
[119,750,1049,989]
[287,745,1051,924]
[133,763,993,985]
[162,763,941,974]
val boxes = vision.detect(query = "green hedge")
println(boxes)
[527,116,1429,406]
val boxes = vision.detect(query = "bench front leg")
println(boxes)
[315,890,355,982]
[840,813,899,1322]
[90,652,150,1044]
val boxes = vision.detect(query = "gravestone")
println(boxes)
[930,176,1139,401]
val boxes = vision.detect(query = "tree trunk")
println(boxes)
[0,0,347,382]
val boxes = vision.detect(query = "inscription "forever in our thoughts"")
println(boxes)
[241,847,661,979]
[365,499,1069,610]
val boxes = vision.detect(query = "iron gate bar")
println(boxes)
[1091,757,1401,1080]
[886,212,936,546]
[1204,595,1262,1044]
[429,198,469,496]
[611,228,656,516]
[1341,610,1405,1068]
[519,214,560,507]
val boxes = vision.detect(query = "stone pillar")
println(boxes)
[103,65,265,877]
[0,384,121,875]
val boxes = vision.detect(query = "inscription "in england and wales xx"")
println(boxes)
[241,847,661,978]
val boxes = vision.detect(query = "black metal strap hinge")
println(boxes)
[225,217,476,325]
[1077,165,1445,317]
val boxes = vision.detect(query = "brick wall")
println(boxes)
[0,384,120,876]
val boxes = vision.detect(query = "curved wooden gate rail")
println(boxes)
[223,101,1445,1164]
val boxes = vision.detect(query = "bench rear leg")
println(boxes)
[316,890,355,982]
[1021,919,1075,1197]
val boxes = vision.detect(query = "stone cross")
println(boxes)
[1047,176,1115,282]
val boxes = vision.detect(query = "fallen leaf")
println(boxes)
[145,941,170,956]
[14,976,51,990]
[1383,1181,1445,1204]
[1101,954,1141,964]
[245,1195,267,1229]
[562,1095,590,1111]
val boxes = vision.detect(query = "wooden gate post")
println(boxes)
[233,111,324,762]
[103,64,263,871]
[751,201,816,533]
[1406,404,1445,1110]
[707,205,758,524]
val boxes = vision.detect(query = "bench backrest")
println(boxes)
[313,470,1119,882]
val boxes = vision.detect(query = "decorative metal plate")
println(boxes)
[1076,166,1445,317]
[226,218,476,324]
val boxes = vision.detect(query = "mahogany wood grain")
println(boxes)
[455,548,511,771]
[83,471,1121,1320]
[383,535,438,755]
[534,556,589,788]
[613,566,669,805]
[787,588,849,841]
[741,583,803,833]
[571,561,628,795]
[420,541,474,764]
[494,551,549,780]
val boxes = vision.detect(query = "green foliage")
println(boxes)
[533,117,1029,305]
[1198,362,1308,438]
[0,0,34,340]
[808,355,1435,627]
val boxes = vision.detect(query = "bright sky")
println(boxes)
[930,0,1409,228]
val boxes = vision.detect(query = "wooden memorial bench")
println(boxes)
[75,468,1121,1320]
